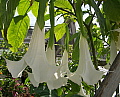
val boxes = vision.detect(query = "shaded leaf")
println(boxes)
[76,0,86,36]
[1,0,20,39]
[103,0,120,22]
[37,0,48,30]
[90,0,105,40]
[85,15,93,25]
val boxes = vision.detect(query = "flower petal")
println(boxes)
[46,45,56,66]
[110,40,117,64]
[47,76,67,90]
[5,58,27,78]
[75,35,103,85]
[24,23,57,83]
[69,73,82,85]
[28,73,39,87]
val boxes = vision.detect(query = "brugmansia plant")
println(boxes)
[0,0,120,96]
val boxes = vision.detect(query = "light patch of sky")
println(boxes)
[27,4,99,29]
[28,6,64,27]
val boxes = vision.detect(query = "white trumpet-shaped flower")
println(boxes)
[46,46,56,66]
[5,58,27,78]
[60,50,82,85]
[104,39,117,69]
[110,40,117,64]
[5,22,58,84]
[23,23,58,83]
[47,50,68,90]
[28,73,39,87]
[59,50,82,86]
[111,28,120,50]
[116,33,120,50]
[74,35,103,85]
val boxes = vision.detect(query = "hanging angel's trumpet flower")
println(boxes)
[111,28,120,50]
[46,45,56,66]
[110,40,117,64]
[105,40,117,69]
[58,50,82,86]
[5,58,27,78]
[74,35,103,85]
[116,33,120,50]
[46,50,68,90]
[5,22,58,84]
[23,23,58,83]
[59,50,82,85]
[27,72,39,87]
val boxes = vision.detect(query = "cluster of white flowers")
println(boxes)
[5,22,103,95]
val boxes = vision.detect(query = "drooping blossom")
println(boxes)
[74,34,103,85]
[46,49,68,89]
[5,58,27,78]
[5,22,58,84]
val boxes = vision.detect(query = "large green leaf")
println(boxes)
[55,23,68,42]
[0,0,7,30]
[31,1,39,17]
[7,15,30,52]
[0,0,7,17]
[75,0,86,36]
[45,23,68,42]
[37,0,49,30]
[90,0,105,40]
[54,0,72,11]
[17,0,30,15]
[5,0,20,27]
[1,0,20,39]
[103,0,120,22]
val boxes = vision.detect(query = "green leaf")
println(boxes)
[17,0,30,15]
[90,0,105,40]
[69,33,79,42]
[1,0,20,39]
[51,89,59,97]
[103,0,120,22]
[44,11,62,21]
[31,1,39,17]
[54,0,72,11]
[0,0,7,17]
[85,15,93,25]
[76,0,86,36]
[57,88,63,96]
[37,0,48,30]
[48,0,55,48]
[44,14,50,21]
[55,23,68,42]
[45,23,68,42]
[7,15,30,52]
